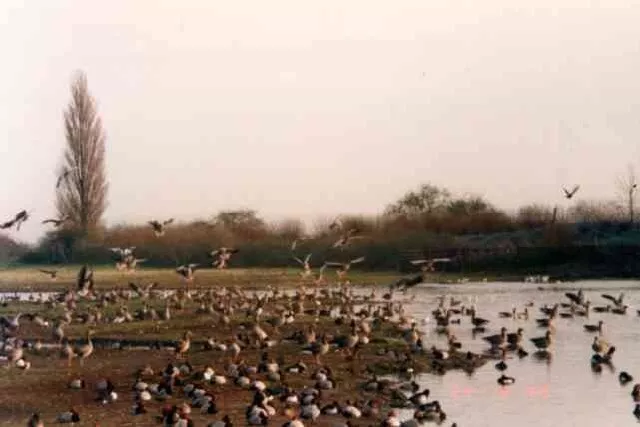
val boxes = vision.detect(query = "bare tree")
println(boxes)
[56,71,108,237]
[617,165,637,225]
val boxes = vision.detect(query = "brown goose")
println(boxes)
[75,329,95,366]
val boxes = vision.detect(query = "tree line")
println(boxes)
[3,71,640,276]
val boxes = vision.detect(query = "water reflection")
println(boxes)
[385,280,639,426]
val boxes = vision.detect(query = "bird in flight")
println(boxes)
[42,216,70,228]
[38,269,59,280]
[148,218,174,237]
[563,185,580,199]
[293,253,313,278]
[0,210,30,231]
[76,265,94,296]
[210,247,239,269]
[325,256,366,280]
[410,258,452,273]
[176,263,200,285]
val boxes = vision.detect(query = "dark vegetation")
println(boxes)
[5,182,639,279]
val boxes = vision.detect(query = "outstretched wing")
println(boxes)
[293,256,304,266]
[601,294,617,304]
[350,256,366,264]
[163,218,175,226]
[324,262,344,267]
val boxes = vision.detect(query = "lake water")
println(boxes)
[392,280,640,427]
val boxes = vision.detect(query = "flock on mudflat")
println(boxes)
[3,180,640,425]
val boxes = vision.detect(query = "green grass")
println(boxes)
[0,265,517,293]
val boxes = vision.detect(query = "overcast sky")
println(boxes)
[1,0,640,243]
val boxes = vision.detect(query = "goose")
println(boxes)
[632,384,640,401]
[0,209,30,230]
[293,253,313,278]
[611,305,628,315]
[498,307,517,318]
[210,247,239,269]
[482,327,507,349]
[332,227,365,249]
[497,374,515,385]
[149,218,174,236]
[176,264,200,284]
[410,258,452,273]
[38,268,59,279]
[530,330,553,351]
[75,329,94,366]
[601,292,624,308]
[635,404,640,421]
[42,216,69,228]
[325,256,366,280]
[584,320,604,333]
[176,331,193,359]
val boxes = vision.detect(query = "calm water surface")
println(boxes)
[384,280,640,427]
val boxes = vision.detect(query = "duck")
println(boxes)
[57,408,80,423]
[497,374,516,385]
[619,371,634,385]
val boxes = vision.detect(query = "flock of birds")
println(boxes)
[6,180,640,426]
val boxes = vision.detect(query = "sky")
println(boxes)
[1,1,640,244]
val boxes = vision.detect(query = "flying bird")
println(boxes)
[210,247,239,269]
[332,228,365,249]
[42,216,69,228]
[76,265,94,295]
[325,256,366,280]
[293,253,313,278]
[1,210,30,231]
[148,218,174,237]
[410,258,452,273]
[38,269,58,280]
[390,274,425,292]
[563,185,580,199]
[176,264,200,282]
